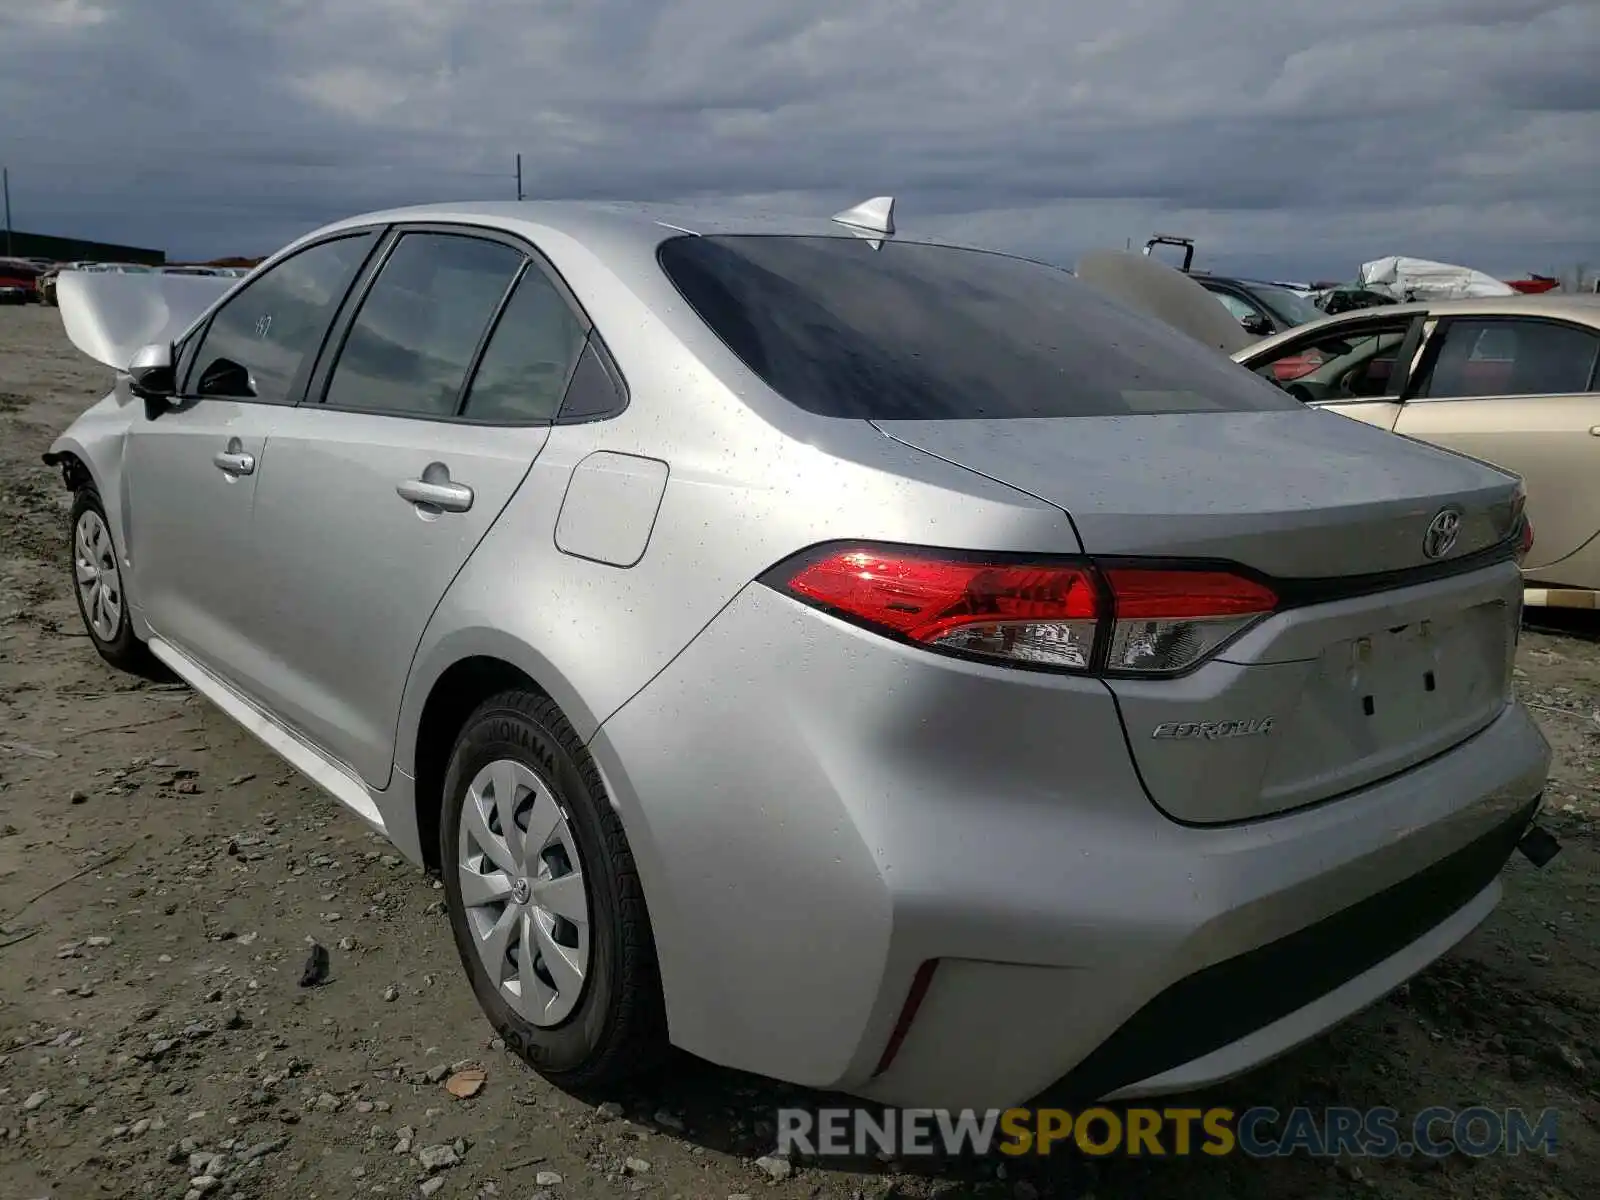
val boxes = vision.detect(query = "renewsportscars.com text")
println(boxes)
[777,1105,1560,1159]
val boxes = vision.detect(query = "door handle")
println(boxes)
[397,462,474,513]
[213,437,255,476]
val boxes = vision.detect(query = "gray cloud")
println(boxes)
[0,0,1596,280]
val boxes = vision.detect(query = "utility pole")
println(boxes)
[3,167,12,258]
[515,154,523,201]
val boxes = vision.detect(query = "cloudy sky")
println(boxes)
[1,0,1596,280]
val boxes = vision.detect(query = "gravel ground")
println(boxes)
[1,304,1597,1199]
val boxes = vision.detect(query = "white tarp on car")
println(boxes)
[1359,256,1515,302]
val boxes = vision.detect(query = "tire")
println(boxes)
[68,488,159,676]
[440,689,667,1090]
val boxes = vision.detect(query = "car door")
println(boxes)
[1238,312,1425,429]
[123,230,380,685]
[1392,315,1600,571]
[242,226,592,787]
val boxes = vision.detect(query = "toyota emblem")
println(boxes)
[1422,507,1462,560]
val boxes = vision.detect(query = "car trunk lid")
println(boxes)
[872,409,1519,577]
[874,410,1526,823]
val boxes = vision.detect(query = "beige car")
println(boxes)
[1235,296,1600,608]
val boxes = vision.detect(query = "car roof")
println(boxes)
[1194,273,1311,291]
[1404,293,1600,321]
[1238,292,1600,359]
[299,198,990,263]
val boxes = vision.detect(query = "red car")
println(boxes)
[0,259,43,304]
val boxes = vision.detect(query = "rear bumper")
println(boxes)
[1055,793,1536,1101]
[592,583,1551,1110]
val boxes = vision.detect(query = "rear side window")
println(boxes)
[460,266,589,423]
[323,232,524,418]
[657,235,1299,419]
[1415,318,1600,399]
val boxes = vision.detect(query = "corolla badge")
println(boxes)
[1152,718,1275,740]
[1422,507,1462,560]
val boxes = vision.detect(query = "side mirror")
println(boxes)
[1239,313,1273,337]
[127,342,176,400]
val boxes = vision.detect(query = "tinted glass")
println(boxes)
[188,233,375,404]
[657,235,1300,420]
[1210,291,1260,323]
[460,266,588,423]
[323,233,523,417]
[557,339,628,422]
[1247,284,1323,328]
[1417,318,1600,399]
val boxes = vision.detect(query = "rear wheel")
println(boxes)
[440,689,667,1089]
[69,489,158,676]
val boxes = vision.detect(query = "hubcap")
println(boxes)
[456,759,591,1027]
[74,510,123,643]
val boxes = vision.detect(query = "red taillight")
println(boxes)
[784,547,1101,670]
[770,544,1277,676]
[1102,569,1277,618]
[1517,518,1534,563]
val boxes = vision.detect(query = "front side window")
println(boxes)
[186,232,376,403]
[460,266,589,423]
[1247,285,1323,329]
[1249,319,1413,397]
[322,232,525,418]
[1209,291,1262,324]
[1415,318,1600,399]
[657,235,1300,419]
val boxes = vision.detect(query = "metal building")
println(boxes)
[2,229,165,265]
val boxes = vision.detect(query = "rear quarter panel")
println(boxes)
[396,388,1080,752]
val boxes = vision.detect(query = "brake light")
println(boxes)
[783,548,1100,670]
[1516,517,1534,563]
[769,545,1277,676]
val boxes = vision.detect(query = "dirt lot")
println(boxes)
[1,303,1597,1200]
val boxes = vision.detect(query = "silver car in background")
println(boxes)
[46,198,1552,1110]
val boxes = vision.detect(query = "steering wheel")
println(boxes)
[1336,368,1367,399]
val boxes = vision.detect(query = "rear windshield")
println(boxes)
[657,234,1300,420]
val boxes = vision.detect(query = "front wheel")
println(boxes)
[440,690,668,1089]
[69,489,158,676]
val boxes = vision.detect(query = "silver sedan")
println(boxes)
[45,198,1552,1110]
